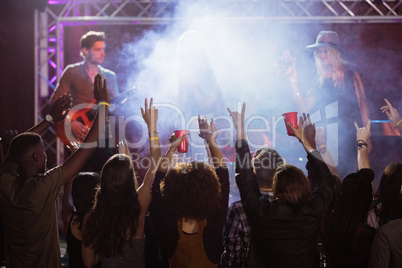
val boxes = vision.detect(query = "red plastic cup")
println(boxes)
[174,130,189,153]
[282,112,298,136]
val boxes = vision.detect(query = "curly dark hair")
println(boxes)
[82,154,141,258]
[161,161,221,221]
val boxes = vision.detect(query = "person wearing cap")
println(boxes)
[221,147,283,267]
[286,30,370,179]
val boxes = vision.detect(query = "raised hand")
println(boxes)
[168,133,188,150]
[354,120,371,143]
[140,98,158,132]
[287,116,303,142]
[50,94,72,122]
[302,113,316,149]
[94,73,110,104]
[316,127,325,144]
[286,115,314,152]
[227,102,245,131]
[117,139,130,156]
[198,116,216,140]
[380,98,401,125]
[274,50,297,79]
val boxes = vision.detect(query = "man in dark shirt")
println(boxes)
[51,31,118,171]
[51,31,118,145]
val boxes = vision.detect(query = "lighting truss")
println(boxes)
[34,0,402,164]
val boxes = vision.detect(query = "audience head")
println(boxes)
[253,147,283,190]
[327,169,374,265]
[338,171,373,222]
[9,132,46,173]
[273,164,311,208]
[98,154,138,196]
[161,161,221,221]
[80,31,106,59]
[377,162,402,226]
[83,154,141,258]
[72,172,100,228]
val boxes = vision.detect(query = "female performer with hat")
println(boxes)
[283,30,370,179]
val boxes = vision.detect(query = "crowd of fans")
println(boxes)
[0,73,401,268]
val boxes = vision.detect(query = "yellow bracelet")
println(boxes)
[318,145,327,149]
[149,136,159,141]
[396,119,402,127]
[98,102,110,107]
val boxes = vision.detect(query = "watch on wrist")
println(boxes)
[45,114,54,125]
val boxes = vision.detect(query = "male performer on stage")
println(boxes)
[51,31,119,171]
[51,31,118,141]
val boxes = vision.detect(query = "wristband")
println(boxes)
[98,102,110,107]
[396,119,402,127]
[149,131,159,135]
[318,145,327,150]
[199,131,213,139]
[149,136,159,141]
[357,141,368,148]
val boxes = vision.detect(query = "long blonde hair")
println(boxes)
[314,47,346,87]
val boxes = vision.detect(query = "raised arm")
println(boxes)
[381,98,402,137]
[227,102,252,174]
[157,134,187,174]
[354,120,371,170]
[228,102,261,209]
[286,115,315,154]
[61,73,110,185]
[275,50,313,112]
[354,120,375,195]
[27,94,71,134]
[315,126,339,177]
[137,98,161,208]
[1,94,71,172]
[198,116,226,168]
[227,102,246,141]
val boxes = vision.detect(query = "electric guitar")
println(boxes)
[55,89,134,150]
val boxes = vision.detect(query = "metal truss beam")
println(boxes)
[35,0,402,164]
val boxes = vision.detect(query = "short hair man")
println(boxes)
[50,30,119,171]
[0,74,109,267]
[221,147,283,267]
